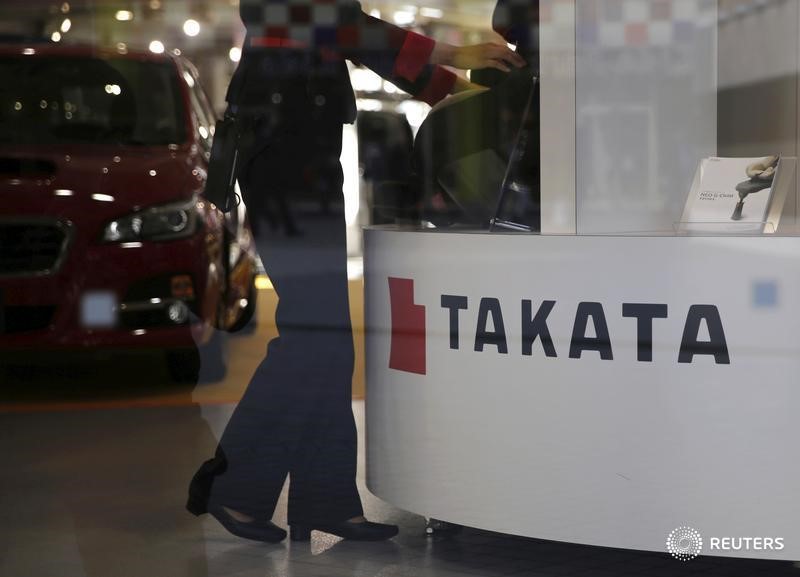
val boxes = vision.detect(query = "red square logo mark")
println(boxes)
[388,277,426,375]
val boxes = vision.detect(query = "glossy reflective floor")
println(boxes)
[2,283,799,577]
[4,401,800,577]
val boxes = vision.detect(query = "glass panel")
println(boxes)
[574,0,718,233]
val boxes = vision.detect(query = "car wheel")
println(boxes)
[165,330,228,383]
[227,276,258,334]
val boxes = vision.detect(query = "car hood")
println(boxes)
[0,143,205,223]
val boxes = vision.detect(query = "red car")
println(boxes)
[0,43,258,381]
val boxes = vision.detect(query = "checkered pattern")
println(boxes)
[500,0,717,50]
[576,0,716,47]
[237,0,456,106]
[241,0,378,51]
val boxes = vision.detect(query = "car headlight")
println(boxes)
[102,197,200,243]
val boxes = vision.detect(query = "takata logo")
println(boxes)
[387,277,730,375]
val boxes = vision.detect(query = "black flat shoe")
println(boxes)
[290,520,398,542]
[209,507,287,543]
[187,454,227,516]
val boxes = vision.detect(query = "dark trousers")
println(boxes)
[211,117,363,526]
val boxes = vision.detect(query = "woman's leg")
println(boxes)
[211,122,362,524]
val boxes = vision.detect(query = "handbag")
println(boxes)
[204,106,242,213]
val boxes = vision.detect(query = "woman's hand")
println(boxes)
[431,42,525,73]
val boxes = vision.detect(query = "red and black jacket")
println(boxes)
[228,0,457,123]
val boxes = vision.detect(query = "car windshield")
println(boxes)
[0,55,187,146]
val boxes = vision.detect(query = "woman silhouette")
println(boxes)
[188,0,524,543]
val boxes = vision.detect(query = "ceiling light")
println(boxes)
[149,40,165,54]
[357,98,383,112]
[183,19,201,37]
[115,10,134,21]
[60,18,71,33]
[51,31,61,42]
[392,10,415,26]
[420,7,443,18]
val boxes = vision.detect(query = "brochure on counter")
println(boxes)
[679,156,783,233]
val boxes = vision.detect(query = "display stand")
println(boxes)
[364,227,800,561]
[363,0,800,561]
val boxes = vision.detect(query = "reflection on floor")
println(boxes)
[2,400,799,577]
[1,279,799,576]
[0,281,366,414]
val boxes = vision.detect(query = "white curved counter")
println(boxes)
[364,227,800,560]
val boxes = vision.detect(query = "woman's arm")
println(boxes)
[240,0,522,105]
[431,42,525,73]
